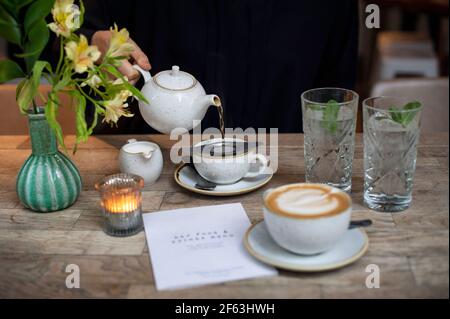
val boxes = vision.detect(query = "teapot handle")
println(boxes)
[132,64,152,83]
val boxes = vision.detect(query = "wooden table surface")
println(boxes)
[0,134,448,299]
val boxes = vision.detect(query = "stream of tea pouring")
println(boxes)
[216,98,225,139]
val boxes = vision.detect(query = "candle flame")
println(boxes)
[102,192,140,213]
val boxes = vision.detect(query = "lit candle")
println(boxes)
[95,174,144,237]
[102,189,140,213]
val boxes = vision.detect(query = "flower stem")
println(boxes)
[74,83,103,106]
[90,84,107,99]
[55,38,65,78]
[32,99,38,114]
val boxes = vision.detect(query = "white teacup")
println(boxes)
[263,183,352,255]
[193,138,268,185]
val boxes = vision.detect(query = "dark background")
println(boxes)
[1,0,448,134]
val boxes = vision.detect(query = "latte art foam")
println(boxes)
[265,184,351,218]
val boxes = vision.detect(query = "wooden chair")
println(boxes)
[371,77,449,132]
[372,32,439,81]
[0,83,75,135]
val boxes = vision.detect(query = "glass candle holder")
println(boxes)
[95,173,144,237]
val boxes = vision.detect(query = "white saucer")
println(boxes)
[174,164,273,196]
[244,221,369,272]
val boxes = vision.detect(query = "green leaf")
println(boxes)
[15,77,27,100]
[24,19,50,72]
[65,90,88,144]
[76,95,87,138]
[78,0,84,26]
[14,49,45,58]
[322,100,340,121]
[401,101,421,126]
[12,0,35,9]
[30,60,49,86]
[388,107,402,123]
[16,60,49,113]
[0,3,21,45]
[403,101,421,111]
[0,2,18,19]
[45,93,67,152]
[16,78,34,113]
[2,0,35,19]
[88,105,99,134]
[24,0,55,34]
[388,101,422,127]
[103,65,148,103]
[122,80,147,102]
[53,68,72,91]
[321,99,340,134]
[75,95,88,153]
[0,59,24,82]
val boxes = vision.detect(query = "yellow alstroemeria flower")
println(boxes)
[48,0,80,37]
[110,76,132,101]
[65,35,101,74]
[81,75,102,88]
[108,24,134,57]
[118,89,133,101]
[102,96,134,124]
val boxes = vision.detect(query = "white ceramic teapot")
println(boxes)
[132,65,221,134]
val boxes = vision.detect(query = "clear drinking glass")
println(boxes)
[301,88,359,192]
[363,97,423,212]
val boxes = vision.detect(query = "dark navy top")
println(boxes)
[80,0,358,133]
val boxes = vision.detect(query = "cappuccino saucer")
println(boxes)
[244,221,369,272]
[174,163,273,196]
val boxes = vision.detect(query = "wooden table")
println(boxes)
[0,134,448,298]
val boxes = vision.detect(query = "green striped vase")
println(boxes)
[16,109,82,212]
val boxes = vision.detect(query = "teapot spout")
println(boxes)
[201,94,221,110]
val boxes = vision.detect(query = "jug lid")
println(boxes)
[153,66,197,91]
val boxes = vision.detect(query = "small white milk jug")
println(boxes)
[119,139,163,185]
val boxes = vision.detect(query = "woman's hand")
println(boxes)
[92,30,151,85]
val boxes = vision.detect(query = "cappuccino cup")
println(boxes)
[263,183,352,255]
[193,138,269,185]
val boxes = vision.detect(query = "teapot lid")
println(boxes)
[153,65,197,91]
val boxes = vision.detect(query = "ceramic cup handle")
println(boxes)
[132,64,152,83]
[244,154,268,178]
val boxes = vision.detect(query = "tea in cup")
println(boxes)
[192,138,268,185]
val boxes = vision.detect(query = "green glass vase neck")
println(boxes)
[28,110,58,155]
